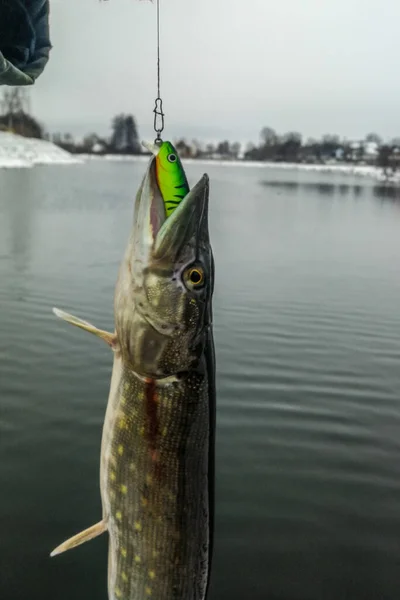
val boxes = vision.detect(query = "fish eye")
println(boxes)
[186,267,204,287]
[167,153,177,163]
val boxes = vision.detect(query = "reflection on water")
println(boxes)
[372,184,400,202]
[261,179,366,197]
[261,178,400,202]
[2,170,35,274]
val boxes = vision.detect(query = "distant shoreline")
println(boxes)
[0,130,397,185]
[78,153,398,184]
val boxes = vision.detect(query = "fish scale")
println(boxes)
[104,367,210,600]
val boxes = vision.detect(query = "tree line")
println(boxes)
[51,114,141,155]
[243,128,400,172]
[151,129,400,175]
[0,89,399,174]
[54,120,399,174]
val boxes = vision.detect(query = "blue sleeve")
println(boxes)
[0,0,51,86]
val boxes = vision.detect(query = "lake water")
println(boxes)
[1,161,400,600]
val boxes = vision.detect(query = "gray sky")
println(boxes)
[31,0,400,144]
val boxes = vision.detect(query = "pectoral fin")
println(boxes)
[53,308,117,348]
[50,520,107,557]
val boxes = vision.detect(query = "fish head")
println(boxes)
[115,156,213,378]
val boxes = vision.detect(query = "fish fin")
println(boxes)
[50,520,107,557]
[53,308,117,348]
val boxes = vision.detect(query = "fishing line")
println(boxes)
[153,0,164,144]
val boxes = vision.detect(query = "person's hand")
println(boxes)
[0,0,51,86]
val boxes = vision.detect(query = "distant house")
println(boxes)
[344,140,378,164]
[335,148,344,161]
[92,142,106,154]
[390,147,400,168]
[364,141,379,161]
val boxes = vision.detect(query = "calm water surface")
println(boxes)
[1,161,400,600]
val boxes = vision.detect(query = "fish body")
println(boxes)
[102,361,211,600]
[152,141,190,217]
[51,157,215,600]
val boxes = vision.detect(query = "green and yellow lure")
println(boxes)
[153,141,190,217]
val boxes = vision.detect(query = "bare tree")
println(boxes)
[0,87,31,131]
[365,133,382,145]
[260,127,277,146]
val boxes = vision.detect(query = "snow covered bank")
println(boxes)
[39,149,399,185]
[187,159,399,183]
[79,153,396,182]
[80,153,149,163]
[183,159,385,180]
[0,132,83,168]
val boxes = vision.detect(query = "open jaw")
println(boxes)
[133,157,210,265]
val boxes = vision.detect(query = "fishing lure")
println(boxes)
[144,140,190,217]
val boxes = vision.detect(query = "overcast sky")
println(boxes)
[31,0,400,144]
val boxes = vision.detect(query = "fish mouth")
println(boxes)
[133,156,209,264]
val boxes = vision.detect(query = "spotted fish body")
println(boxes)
[103,366,211,600]
[51,157,215,600]
[154,141,190,218]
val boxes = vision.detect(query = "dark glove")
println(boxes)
[0,0,51,85]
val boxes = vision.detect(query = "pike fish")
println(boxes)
[50,156,216,600]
